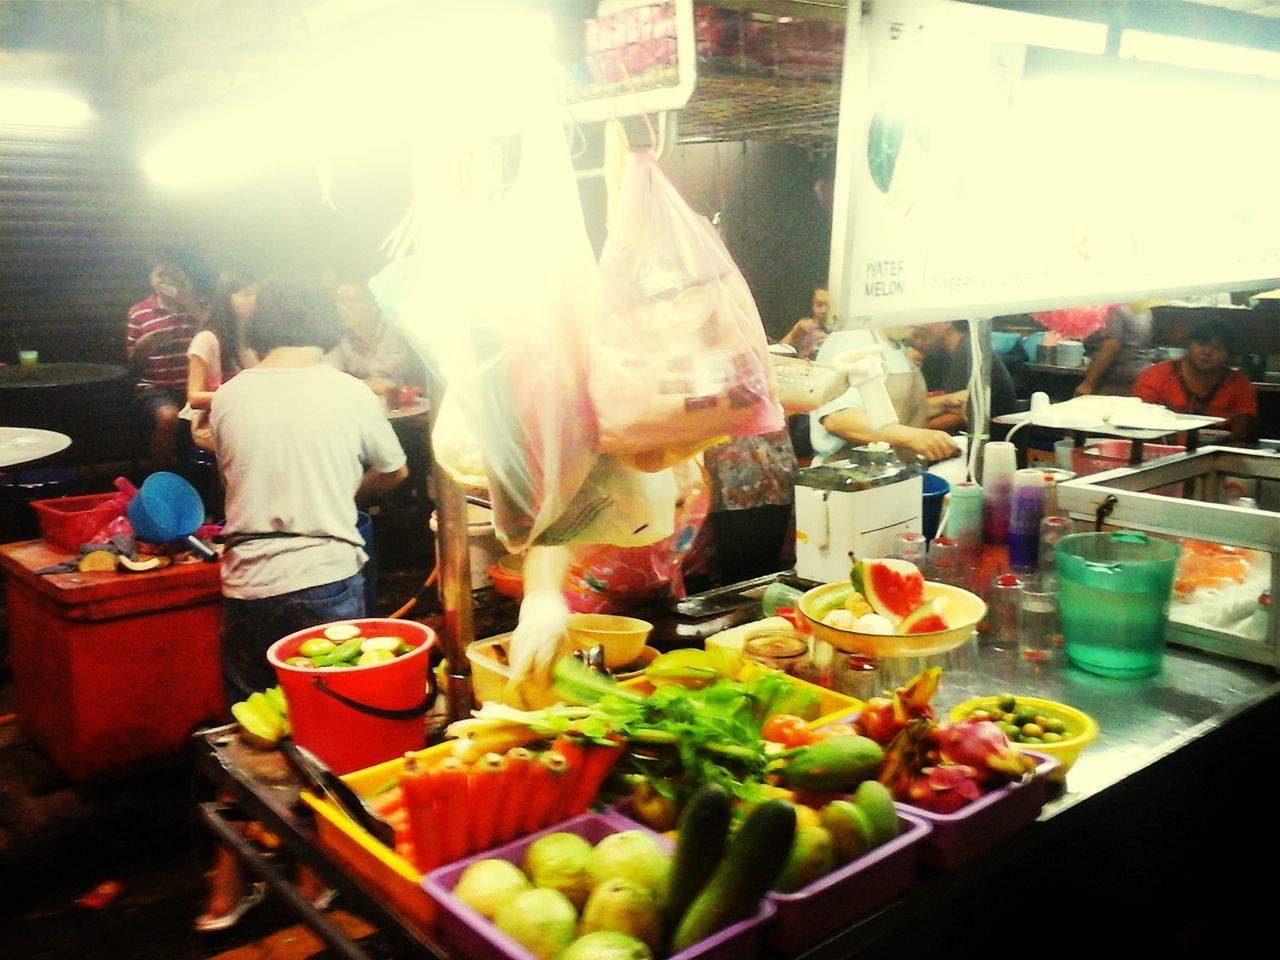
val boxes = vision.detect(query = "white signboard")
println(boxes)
[829,0,1280,328]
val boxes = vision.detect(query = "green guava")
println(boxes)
[494,888,578,960]
[452,858,531,919]
[586,831,670,896]
[560,931,653,960]
[523,832,594,908]
[578,878,663,952]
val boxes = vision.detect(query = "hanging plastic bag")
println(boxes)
[592,151,784,471]
[372,95,602,552]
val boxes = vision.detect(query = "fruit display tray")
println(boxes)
[423,811,776,960]
[765,810,932,954]
[900,751,1059,870]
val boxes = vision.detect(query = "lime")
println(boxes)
[357,649,396,666]
[298,637,338,658]
[323,623,362,641]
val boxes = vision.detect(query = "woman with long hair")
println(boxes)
[183,271,259,450]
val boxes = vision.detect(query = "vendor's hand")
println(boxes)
[888,426,959,463]
[506,589,570,705]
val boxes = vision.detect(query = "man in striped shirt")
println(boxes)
[126,261,202,470]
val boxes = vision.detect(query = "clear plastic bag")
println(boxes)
[593,152,784,468]
[373,99,599,552]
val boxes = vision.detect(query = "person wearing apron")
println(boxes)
[809,328,959,465]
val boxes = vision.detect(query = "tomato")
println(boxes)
[762,714,815,747]
[811,722,862,742]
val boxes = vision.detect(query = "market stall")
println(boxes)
[140,1,1280,954]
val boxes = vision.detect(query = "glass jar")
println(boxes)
[743,629,812,679]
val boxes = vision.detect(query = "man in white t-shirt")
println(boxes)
[211,278,408,700]
[200,277,408,932]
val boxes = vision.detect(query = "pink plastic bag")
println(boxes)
[593,152,783,470]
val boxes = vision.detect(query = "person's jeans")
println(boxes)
[221,572,366,704]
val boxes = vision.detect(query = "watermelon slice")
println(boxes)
[898,598,950,635]
[853,558,925,623]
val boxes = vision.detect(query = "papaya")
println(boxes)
[820,800,874,865]
[852,780,900,846]
[781,735,884,793]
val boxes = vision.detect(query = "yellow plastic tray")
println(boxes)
[301,741,453,932]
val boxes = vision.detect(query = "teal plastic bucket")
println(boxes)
[1055,532,1181,678]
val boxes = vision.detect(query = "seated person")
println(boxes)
[126,260,204,469]
[909,321,1018,434]
[810,327,958,464]
[779,286,832,360]
[1132,319,1258,441]
[1075,303,1153,397]
[325,278,426,398]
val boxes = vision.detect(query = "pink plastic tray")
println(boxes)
[900,750,1059,870]
[766,809,931,954]
[423,810,775,960]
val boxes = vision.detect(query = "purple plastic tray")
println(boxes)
[899,750,1059,870]
[423,810,776,960]
[766,810,931,954]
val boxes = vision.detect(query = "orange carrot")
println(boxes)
[400,753,444,873]
[368,783,405,817]
[550,735,587,821]
[466,752,507,854]
[495,748,534,844]
[521,751,569,835]
[431,756,471,864]
[564,739,625,817]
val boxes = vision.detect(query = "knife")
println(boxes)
[281,740,397,848]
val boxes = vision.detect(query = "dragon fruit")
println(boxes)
[933,718,1036,783]
[856,667,941,745]
[902,764,986,814]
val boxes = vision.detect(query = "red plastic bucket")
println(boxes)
[268,618,437,775]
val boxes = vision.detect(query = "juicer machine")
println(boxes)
[793,451,924,584]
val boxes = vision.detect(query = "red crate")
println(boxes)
[30,492,122,552]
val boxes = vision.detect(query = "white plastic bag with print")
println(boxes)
[592,151,784,471]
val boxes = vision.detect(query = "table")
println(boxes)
[0,362,134,467]
[994,405,1224,465]
[194,629,1280,959]
[0,426,72,468]
[0,360,129,391]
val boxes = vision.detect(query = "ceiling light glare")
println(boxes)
[0,85,93,127]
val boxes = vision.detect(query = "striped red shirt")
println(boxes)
[126,296,198,390]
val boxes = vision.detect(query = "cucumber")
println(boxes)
[781,735,884,793]
[670,799,796,953]
[663,784,732,941]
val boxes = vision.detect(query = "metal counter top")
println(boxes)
[930,640,1279,817]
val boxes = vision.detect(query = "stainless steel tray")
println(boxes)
[1055,446,1280,670]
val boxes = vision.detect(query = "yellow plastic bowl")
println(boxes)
[949,695,1099,781]
[798,581,986,657]
[566,613,653,670]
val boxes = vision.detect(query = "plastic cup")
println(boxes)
[1017,586,1058,662]
[982,573,1022,649]
[1055,532,1181,678]
[18,350,38,377]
